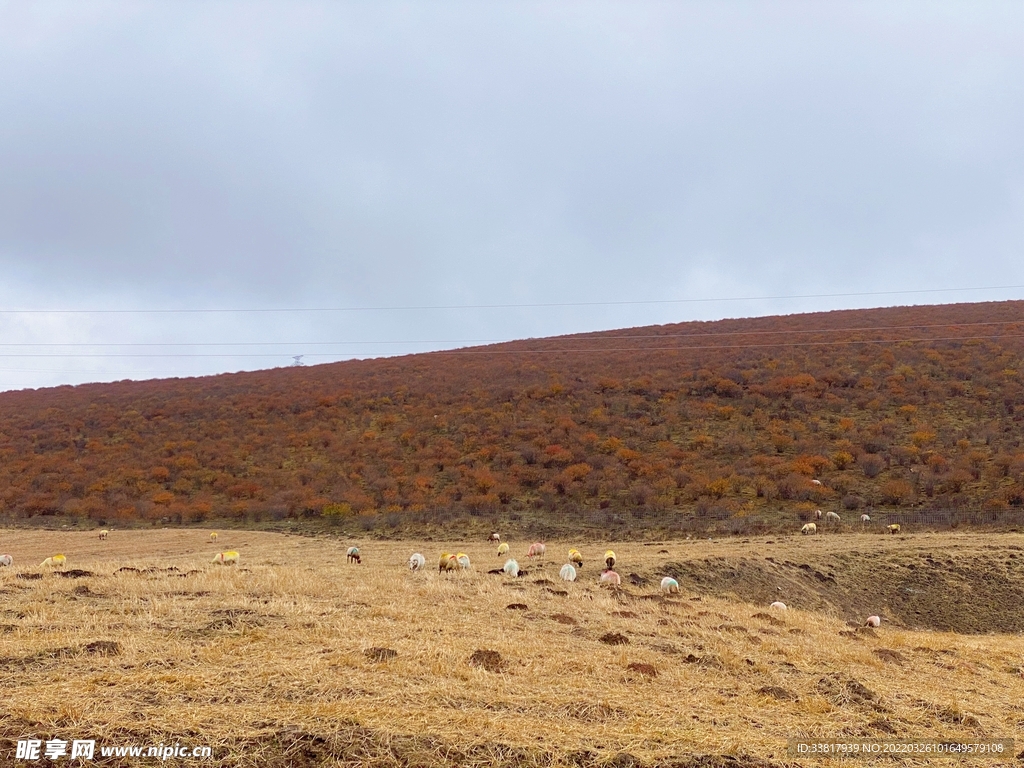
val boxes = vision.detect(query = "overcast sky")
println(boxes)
[1,2,1022,392]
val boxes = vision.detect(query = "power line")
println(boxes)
[0,284,1022,314]
[0,332,1021,358]
[0,319,1021,347]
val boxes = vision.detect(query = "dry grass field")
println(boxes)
[1,528,1023,767]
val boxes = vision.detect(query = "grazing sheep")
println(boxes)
[825,511,841,522]
[408,553,426,571]
[503,558,520,577]
[490,533,501,543]
[210,532,218,541]
[98,529,109,540]
[865,615,881,628]
[439,553,459,573]
[526,542,546,560]
[211,551,239,565]
[604,550,616,569]
[41,554,67,567]
[497,542,510,557]
[815,509,823,520]
[457,553,471,570]
[770,601,787,610]
[559,563,577,582]
[600,569,621,586]
[661,577,679,593]
[887,524,901,534]
[801,523,817,535]
[0,555,12,567]
[568,548,583,568]
[346,546,361,564]
[860,514,871,523]
[811,479,822,486]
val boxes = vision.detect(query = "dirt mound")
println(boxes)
[658,548,1024,633]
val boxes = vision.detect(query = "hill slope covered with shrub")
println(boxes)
[2,301,1024,534]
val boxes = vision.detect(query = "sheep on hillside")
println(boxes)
[559,563,577,582]
[212,551,239,565]
[770,601,787,610]
[600,569,621,586]
[439,553,459,573]
[865,615,881,628]
[860,514,871,523]
[408,553,426,571]
[41,554,67,567]
[98,529,109,540]
[503,558,520,577]
[346,546,361,564]
[604,550,616,569]
[457,553,471,570]
[815,509,823,520]
[811,479,822,486]
[526,542,546,560]
[661,577,679,593]
[825,511,841,522]
[568,548,583,568]
[801,523,817,535]
[497,542,510,557]
[210,532,218,541]
[0,555,12,567]
[490,533,501,543]
[887,524,901,534]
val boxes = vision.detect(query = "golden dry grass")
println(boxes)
[1,529,1023,767]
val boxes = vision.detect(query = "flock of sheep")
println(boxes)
[0,529,240,570]
[0,528,886,627]
[800,510,902,535]
[385,534,680,596]
[386,532,874,627]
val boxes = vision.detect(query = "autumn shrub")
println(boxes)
[842,494,863,510]
[859,454,885,479]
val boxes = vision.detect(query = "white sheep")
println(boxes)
[212,551,239,565]
[0,554,12,567]
[860,514,871,523]
[825,511,841,522]
[559,563,577,582]
[600,569,621,586]
[457,552,471,570]
[770,601,787,610]
[865,615,881,628]
[887,524,901,534]
[811,479,822,486]
[210,532,218,541]
[98,529,109,540]
[439,553,459,573]
[526,542,546,560]
[604,550,616,569]
[41,554,67,567]
[661,577,679,593]
[815,509,823,520]
[408,553,426,571]
[489,533,501,543]
[801,523,817,535]
[568,548,583,568]
[497,542,510,557]
[503,558,520,577]
[346,546,361,564]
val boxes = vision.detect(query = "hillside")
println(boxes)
[2,301,1024,534]
[2,529,1023,766]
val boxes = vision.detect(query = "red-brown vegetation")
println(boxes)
[2,301,1024,532]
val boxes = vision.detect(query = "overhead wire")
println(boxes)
[0,283,1022,314]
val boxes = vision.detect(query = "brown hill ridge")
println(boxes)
[1,300,1023,533]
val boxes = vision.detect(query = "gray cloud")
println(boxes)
[0,1,1022,390]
